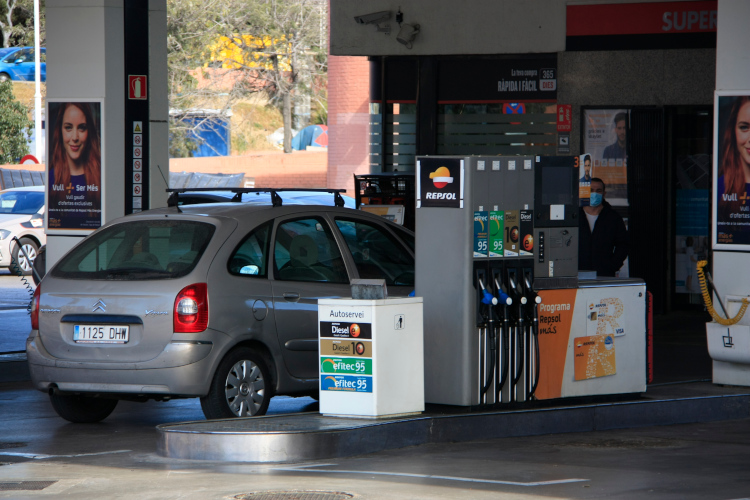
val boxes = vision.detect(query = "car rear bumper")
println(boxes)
[26,329,225,397]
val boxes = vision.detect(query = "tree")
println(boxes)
[0,80,31,163]
[0,0,44,48]
[166,0,327,155]
[211,0,328,153]
[166,0,226,157]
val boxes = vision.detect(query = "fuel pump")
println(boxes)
[416,155,581,408]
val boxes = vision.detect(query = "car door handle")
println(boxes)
[282,292,300,301]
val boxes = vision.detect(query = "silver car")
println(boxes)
[0,185,45,275]
[27,201,415,422]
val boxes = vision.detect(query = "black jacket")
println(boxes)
[578,202,628,277]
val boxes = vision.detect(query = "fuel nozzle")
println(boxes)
[523,275,542,305]
[479,279,498,306]
[493,277,512,306]
[507,273,520,301]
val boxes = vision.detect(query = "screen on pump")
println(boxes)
[542,167,573,206]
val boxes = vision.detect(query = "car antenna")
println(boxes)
[158,165,182,212]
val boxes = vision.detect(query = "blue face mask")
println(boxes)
[590,192,603,207]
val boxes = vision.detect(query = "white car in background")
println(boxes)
[0,185,45,275]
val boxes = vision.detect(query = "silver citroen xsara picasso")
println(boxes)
[27,200,414,422]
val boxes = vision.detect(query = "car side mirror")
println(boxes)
[239,265,259,275]
[14,59,23,64]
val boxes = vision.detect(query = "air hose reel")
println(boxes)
[697,260,749,326]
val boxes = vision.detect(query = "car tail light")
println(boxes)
[31,285,40,330]
[174,283,208,333]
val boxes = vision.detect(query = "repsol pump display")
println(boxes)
[415,155,578,407]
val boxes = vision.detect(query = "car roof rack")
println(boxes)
[166,187,348,208]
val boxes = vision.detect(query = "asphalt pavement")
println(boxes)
[1,380,749,499]
[2,271,749,498]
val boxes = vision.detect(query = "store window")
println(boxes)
[438,102,557,157]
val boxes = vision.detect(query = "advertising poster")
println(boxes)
[46,99,103,233]
[574,334,617,381]
[578,153,592,204]
[586,297,626,337]
[582,108,629,206]
[713,92,750,250]
[676,179,709,292]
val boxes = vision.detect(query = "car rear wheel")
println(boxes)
[201,347,272,419]
[11,238,38,276]
[49,393,119,423]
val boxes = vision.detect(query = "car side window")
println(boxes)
[16,49,31,63]
[335,219,414,286]
[274,218,348,284]
[228,222,271,277]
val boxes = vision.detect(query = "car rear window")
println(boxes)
[52,219,215,280]
[0,190,44,214]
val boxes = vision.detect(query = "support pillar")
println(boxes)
[44,0,167,267]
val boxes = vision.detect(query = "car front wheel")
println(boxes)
[0,73,9,82]
[201,347,272,419]
[49,393,119,423]
[11,238,38,276]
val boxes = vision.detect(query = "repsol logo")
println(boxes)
[539,303,571,313]
[425,192,457,200]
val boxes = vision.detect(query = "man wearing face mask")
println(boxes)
[579,178,628,277]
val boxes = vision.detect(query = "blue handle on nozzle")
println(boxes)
[409,290,415,297]
[481,290,497,306]
[497,290,512,306]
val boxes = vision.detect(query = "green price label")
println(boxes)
[320,357,373,375]
[489,211,504,257]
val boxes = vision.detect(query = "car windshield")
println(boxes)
[0,190,44,214]
[52,219,215,280]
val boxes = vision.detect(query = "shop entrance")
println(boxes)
[667,105,712,311]
[629,105,713,383]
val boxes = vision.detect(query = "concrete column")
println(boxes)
[713,0,750,297]
[45,0,167,267]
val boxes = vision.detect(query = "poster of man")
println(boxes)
[582,108,629,206]
[714,92,750,249]
[46,100,103,233]
[578,153,592,204]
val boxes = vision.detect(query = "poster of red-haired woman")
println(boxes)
[714,91,750,249]
[45,100,103,233]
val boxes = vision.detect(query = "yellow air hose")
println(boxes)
[697,260,749,325]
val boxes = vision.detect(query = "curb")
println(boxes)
[157,389,750,462]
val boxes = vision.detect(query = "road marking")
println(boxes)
[272,463,588,487]
[0,450,131,459]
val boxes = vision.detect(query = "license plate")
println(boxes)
[74,325,130,344]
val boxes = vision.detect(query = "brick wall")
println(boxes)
[3,151,328,190]
[169,150,328,189]
[327,55,370,192]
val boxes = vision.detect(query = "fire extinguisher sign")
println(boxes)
[128,75,147,100]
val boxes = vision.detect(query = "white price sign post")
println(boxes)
[318,297,424,418]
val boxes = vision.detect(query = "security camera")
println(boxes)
[397,23,420,49]
[354,11,391,25]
